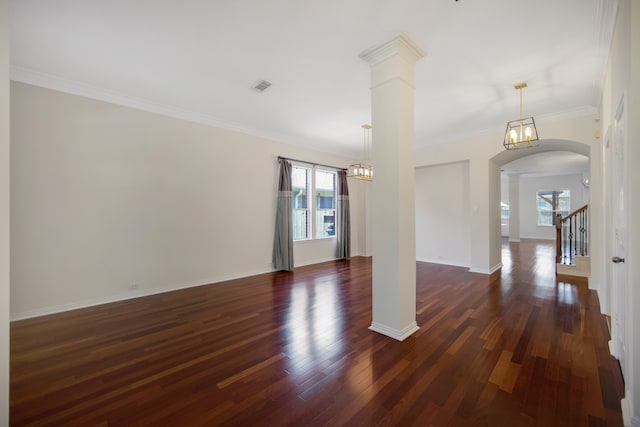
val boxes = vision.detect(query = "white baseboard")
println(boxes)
[11,268,272,321]
[468,262,502,275]
[294,257,338,268]
[489,262,503,274]
[11,253,372,321]
[369,321,419,341]
[415,257,469,268]
[620,397,633,426]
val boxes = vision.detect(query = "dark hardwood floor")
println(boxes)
[10,239,624,426]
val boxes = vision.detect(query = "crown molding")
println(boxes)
[417,105,598,149]
[594,0,619,108]
[10,65,340,154]
[11,66,257,131]
[12,66,368,162]
[595,0,618,55]
[10,66,365,159]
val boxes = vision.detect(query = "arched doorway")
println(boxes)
[489,139,591,271]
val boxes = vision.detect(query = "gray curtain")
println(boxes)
[336,170,351,259]
[273,159,294,270]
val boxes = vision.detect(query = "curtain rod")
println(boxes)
[277,156,347,171]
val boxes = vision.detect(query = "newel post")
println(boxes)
[555,213,563,263]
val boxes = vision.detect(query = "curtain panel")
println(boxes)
[336,170,351,259]
[273,159,294,271]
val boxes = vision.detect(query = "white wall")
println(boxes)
[598,0,640,423]
[0,0,10,423]
[10,82,362,319]
[518,174,588,240]
[415,162,469,267]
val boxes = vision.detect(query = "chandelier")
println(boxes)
[348,124,373,181]
[503,82,539,150]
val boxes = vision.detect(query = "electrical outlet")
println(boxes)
[128,283,139,291]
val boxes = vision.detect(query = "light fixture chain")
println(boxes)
[520,88,522,121]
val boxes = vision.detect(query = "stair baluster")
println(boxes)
[555,204,588,266]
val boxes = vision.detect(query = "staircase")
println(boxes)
[555,204,589,277]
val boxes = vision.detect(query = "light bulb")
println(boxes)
[510,129,518,143]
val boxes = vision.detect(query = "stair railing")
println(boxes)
[555,204,588,265]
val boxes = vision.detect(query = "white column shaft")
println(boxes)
[360,33,425,341]
[509,174,521,242]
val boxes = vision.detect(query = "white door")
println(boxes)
[611,95,628,381]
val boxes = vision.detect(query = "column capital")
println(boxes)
[359,32,426,67]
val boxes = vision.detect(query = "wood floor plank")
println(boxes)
[10,239,624,426]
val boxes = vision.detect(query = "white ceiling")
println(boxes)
[9,0,617,159]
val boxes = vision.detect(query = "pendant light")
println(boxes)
[503,82,540,150]
[348,124,373,181]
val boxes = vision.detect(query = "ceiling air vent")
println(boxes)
[252,80,272,92]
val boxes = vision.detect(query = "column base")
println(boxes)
[369,321,419,341]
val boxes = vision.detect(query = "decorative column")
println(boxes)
[508,174,521,242]
[360,33,425,341]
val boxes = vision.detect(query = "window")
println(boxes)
[315,170,336,238]
[292,166,336,241]
[536,190,570,226]
[501,201,509,222]
[292,167,310,240]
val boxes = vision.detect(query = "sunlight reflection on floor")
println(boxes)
[284,278,344,375]
[501,238,580,302]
